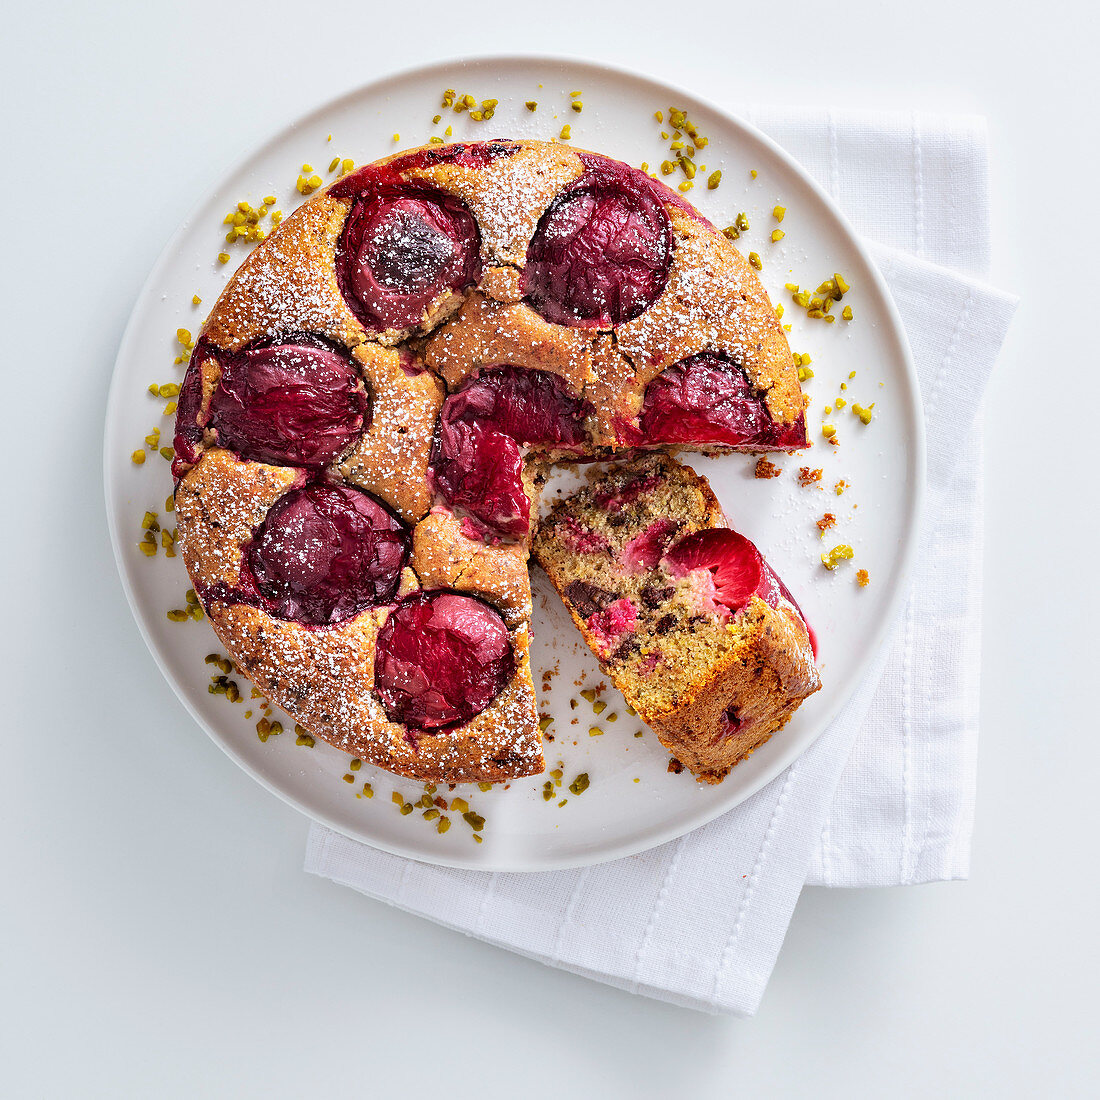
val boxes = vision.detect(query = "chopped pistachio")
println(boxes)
[821,544,855,570]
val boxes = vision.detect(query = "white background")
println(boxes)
[3,2,1098,1096]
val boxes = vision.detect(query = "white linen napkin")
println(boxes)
[305,110,1018,1014]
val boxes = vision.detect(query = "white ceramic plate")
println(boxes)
[104,57,923,872]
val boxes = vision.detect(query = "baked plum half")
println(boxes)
[662,527,816,654]
[428,366,591,540]
[374,590,515,731]
[246,484,410,626]
[662,528,767,616]
[523,155,672,328]
[172,338,368,475]
[635,352,808,450]
[336,178,481,333]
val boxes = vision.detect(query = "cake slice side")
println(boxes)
[532,454,820,782]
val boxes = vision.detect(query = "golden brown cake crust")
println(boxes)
[336,343,444,523]
[411,510,532,629]
[174,139,811,785]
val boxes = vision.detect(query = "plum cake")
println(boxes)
[171,138,813,784]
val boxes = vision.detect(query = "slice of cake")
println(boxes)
[532,454,820,782]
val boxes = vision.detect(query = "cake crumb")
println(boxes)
[856,569,870,587]
[816,513,837,536]
[754,457,781,479]
[798,466,823,488]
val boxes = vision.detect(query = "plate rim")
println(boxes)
[104,53,926,872]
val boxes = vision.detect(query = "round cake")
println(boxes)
[172,139,810,784]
